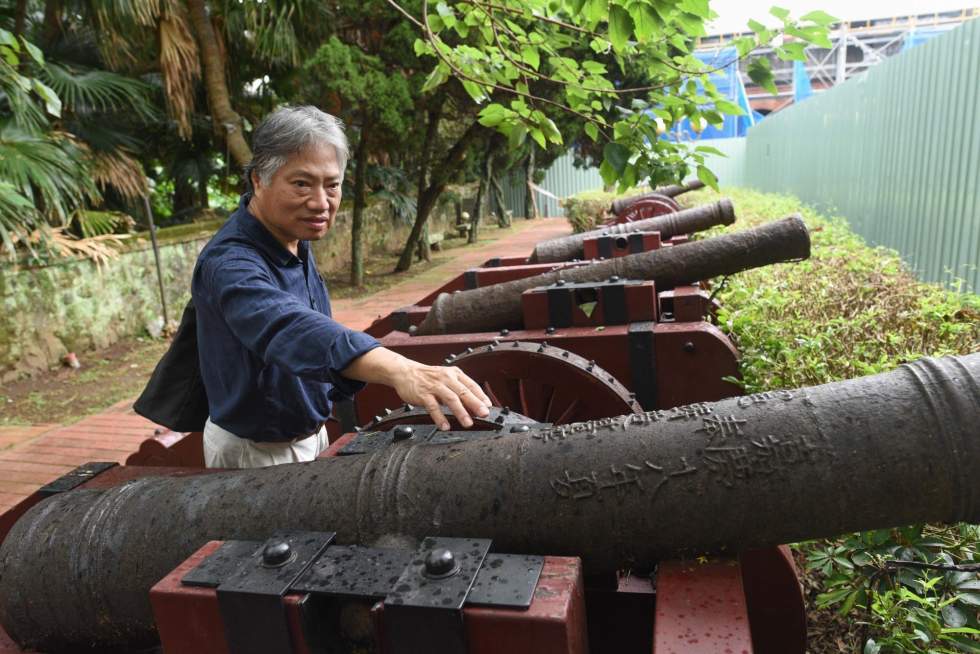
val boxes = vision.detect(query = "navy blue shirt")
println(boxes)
[192,200,380,442]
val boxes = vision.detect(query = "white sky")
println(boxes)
[707,0,979,34]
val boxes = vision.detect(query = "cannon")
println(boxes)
[529,198,735,263]
[1,353,977,652]
[608,180,706,216]
[417,215,810,335]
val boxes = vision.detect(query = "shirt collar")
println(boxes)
[234,198,306,267]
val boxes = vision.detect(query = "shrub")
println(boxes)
[562,187,653,233]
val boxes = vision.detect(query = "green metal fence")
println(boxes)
[744,18,980,292]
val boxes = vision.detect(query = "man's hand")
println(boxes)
[341,347,491,430]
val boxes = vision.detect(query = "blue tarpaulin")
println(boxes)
[793,60,813,103]
[902,27,951,50]
[670,47,756,140]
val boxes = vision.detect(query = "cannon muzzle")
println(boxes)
[610,180,706,215]
[530,198,735,263]
[0,353,977,651]
[419,215,809,335]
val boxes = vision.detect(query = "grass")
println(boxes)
[678,187,980,653]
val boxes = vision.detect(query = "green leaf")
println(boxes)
[608,6,633,51]
[599,158,617,186]
[769,6,790,20]
[942,604,968,629]
[507,123,527,149]
[21,39,44,65]
[421,64,449,93]
[478,104,507,127]
[0,29,20,52]
[695,145,726,157]
[801,10,839,26]
[529,127,547,148]
[521,46,540,70]
[603,141,630,174]
[748,58,777,95]
[678,0,710,18]
[714,99,745,115]
[584,122,599,141]
[629,4,660,42]
[461,80,487,103]
[414,38,433,57]
[696,164,718,190]
[32,79,62,117]
[584,0,608,25]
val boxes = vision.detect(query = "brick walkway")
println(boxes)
[0,218,571,513]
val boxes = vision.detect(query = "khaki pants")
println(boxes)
[203,417,328,468]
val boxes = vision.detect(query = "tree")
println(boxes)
[391,0,834,190]
[302,36,413,287]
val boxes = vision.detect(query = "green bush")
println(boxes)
[562,187,653,233]
[689,187,980,653]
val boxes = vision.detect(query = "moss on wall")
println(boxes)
[0,186,475,382]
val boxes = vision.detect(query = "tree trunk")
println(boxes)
[173,175,197,220]
[14,0,27,39]
[350,123,370,287]
[396,102,440,272]
[491,174,509,227]
[41,0,63,46]
[185,0,252,168]
[468,158,487,245]
[197,171,209,209]
[395,119,484,271]
[524,147,538,219]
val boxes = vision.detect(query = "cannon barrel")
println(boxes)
[1,353,978,651]
[530,198,735,263]
[419,215,809,335]
[610,180,706,215]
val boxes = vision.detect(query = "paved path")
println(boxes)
[0,218,571,513]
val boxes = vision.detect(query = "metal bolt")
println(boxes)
[555,279,566,286]
[443,358,453,365]
[562,351,569,358]
[408,325,418,335]
[354,426,363,433]
[546,326,556,334]
[393,425,415,441]
[423,548,459,578]
[495,415,505,423]
[683,341,696,353]
[500,329,510,336]
[609,275,620,283]
[501,406,511,415]
[453,290,460,294]
[662,311,674,321]
[261,541,293,568]
[447,354,457,362]
[373,415,383,423]
[510,424,531,433]
[465,347,473,354]
[513,341,520,347]
[492,338,501,345]
[403,403,414,411]
[383,408,392,416]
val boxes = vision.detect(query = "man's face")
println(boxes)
[248,143,342,253]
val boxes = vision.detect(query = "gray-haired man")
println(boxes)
[192,106,490,467]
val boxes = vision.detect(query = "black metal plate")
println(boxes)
[216,532,335,654]
[182,539,262,588]
[338,425,439,455]
[385,537,491,610]
[291,545,413,599]
[468,554,545,608]
[629,322,657,410]
[38,462,118,497]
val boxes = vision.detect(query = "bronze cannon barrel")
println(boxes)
[419,214,809,335]
[530,198,735,263]
[609,180,706,215]
[0,353,977,651]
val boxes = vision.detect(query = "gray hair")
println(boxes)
[242,105,349,199]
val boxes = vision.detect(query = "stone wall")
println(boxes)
[0,188,472,382]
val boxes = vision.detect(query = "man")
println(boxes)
[193,105,491,468]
